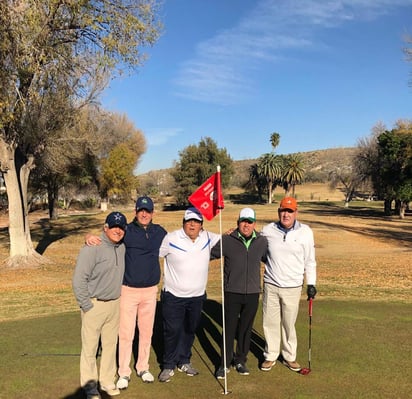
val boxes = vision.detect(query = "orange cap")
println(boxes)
[279,197,298,211]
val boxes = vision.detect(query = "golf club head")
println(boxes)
[299,367,311,375]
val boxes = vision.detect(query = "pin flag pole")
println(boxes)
[216,166,230,395]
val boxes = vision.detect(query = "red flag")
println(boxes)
[188,167,224,221]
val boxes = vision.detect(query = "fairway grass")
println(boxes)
[0,194,411,398]
[0,300,410,399]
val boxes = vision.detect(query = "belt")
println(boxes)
[92,297,115,302]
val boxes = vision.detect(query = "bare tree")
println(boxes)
[0,0,162,267]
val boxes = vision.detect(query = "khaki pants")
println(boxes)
[80,297,120,389]
[262,284,302,362]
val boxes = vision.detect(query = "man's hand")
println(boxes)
[307,285,317,300]
[85,234,101,246]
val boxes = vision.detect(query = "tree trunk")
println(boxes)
[383,198,392,216]
[399,201,407,219]
[0,138,45,268]
[267,182,273,204]
[47,182,59,220]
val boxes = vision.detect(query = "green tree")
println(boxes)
[100,143,139,203]
[376,122,412,218]
[270,132,280,150]
[244,163,266,202]
[171,137,233,206]
[282,153,305,197]
[257,153,283,204]
[0,0,161,267]
[356,120,412,217]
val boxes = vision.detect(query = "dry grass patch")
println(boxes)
[0,188,411,322]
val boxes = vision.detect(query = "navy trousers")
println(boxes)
[161,290,206,369]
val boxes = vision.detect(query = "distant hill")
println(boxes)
[231,147,357,186]
[138,147,357,193]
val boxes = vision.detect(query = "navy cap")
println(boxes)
[135,196,154,212]
[105,212,127,230]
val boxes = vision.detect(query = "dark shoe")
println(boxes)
[282,359,301,372]
[158,368,174,382]
[177,363,199,376]
[215,366,230,379]
[235,363,249,375]
[84,380,101,399]
[260,360,276,371]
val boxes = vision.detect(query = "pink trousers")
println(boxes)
[117,285,158,376]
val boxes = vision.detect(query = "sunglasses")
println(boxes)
[240,220,254,224]
[279,209,295,214]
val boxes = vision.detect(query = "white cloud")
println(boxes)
[145,128,183,146]
[173,0,412,105]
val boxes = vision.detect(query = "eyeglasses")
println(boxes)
[279,209,295,214]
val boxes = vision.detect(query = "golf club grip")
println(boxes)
[309,298,313,316]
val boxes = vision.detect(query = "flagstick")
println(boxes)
[218,206,229,394]
[216,166,230,395]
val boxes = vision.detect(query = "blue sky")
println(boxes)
[102,0,412,174]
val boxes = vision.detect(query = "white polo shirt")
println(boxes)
[159,228,221,297]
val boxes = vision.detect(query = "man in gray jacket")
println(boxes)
[73,211,127,399]
[211,208,267,379]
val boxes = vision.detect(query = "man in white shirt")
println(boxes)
[158,207,220,382]
[260,197,317,373]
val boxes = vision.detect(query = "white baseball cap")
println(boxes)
[184,207,203,222]
[238,208,256,222]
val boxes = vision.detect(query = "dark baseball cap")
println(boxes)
[105,212,127,230]
[135,196,154,212]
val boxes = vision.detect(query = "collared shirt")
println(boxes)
[238,230,257,249]
[159,228,220,297]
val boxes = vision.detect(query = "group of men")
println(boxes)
[72,195,317,398]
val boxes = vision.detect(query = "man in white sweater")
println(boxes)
[260,197,317,373]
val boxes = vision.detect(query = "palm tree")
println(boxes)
[245,163,266,202]
[258,153,283,204]
[270,132,280,150]
[283,153,305,197]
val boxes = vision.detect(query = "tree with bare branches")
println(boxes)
[0,0,162,267]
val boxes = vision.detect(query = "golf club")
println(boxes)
[299,298,313,375]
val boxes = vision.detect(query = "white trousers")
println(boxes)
[262,283,302,362]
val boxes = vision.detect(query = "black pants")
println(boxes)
[161,290,206,369]
[221,292,259,367]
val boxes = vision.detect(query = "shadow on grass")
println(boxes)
[129,299,266,376]
[33,215,103,254]
[196,299,266,371]
[62,388,116,399]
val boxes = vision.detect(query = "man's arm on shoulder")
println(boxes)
[85,233,101,246]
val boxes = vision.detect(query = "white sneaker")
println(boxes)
[116,376,130,390]
[137,370,154,383]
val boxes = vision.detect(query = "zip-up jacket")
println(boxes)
[73,232,125,312]
[261,220,317,288]
[211,229,268,294]
[123,219,167,288]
